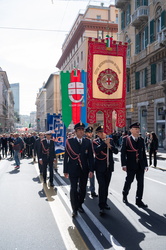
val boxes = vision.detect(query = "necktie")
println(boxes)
[79,139,82,145]
[47,140,50,144]
[135,138,138,142]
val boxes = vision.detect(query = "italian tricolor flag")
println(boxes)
[60,69,87,128]
[106,35,113,48]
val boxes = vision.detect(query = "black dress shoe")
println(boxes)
[91,192,98,197]
[99,209,105,216]
[78,206,85,213]
[72,210,77,218]
[136,201,148,208]
[105,204,110,210]
[123,195,128,204]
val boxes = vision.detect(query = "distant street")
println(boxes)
[0,153,166,250]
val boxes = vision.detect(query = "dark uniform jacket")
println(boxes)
[63,137,94,176]
[149,138,158,151]
[121,135,148,170]
[39,139,55,162]
[1,137,8,147]
[35,138,41,157]
[93,137,118,172]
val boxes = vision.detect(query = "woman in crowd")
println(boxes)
[149,132,158,168]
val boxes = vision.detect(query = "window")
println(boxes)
[116,14,118,24]
[97,15,101,20]
[135,0,148,9]
[151,64,156,84]
[121,11,125,30]
[140,70,145,88]
[81,35,83,43]
[156,103,165,120]
[126,4,131,25]
[97,30,103,39]
[81,51,83,61]
[150,7,166,43]
[135,72,140,89]
[156,61,163,82]
[135,26,148,53]
[156,6,162,34]
[127,75,130,93]
[136,68,147,89]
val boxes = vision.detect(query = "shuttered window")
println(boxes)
[126,4,131,25]
[135,33,140,54]
[121,11,125,30]
[143,0,148,6]
[135,72,140,90]
[144,68,148,87]
[161,10,166,30]
[150,19,154,43]
[145,26,148,48]
[151,64,156,85]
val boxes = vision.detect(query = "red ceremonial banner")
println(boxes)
[87,38,128,134]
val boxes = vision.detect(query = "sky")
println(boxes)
[0,0,114,115]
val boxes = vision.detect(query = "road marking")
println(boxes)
[145,177,166,186]
[54,177,105,250]
[34,164,88,250]
[55,173,124,250]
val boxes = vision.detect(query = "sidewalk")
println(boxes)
[147,148,166,171]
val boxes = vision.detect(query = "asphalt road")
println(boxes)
[0,153,166,250]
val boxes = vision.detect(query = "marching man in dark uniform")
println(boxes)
[121,122,148,208]
[35,132,44,175]
[63,122,94,218]
[93,125,118,215]
[85,126,98,198]
[39,131,56,187]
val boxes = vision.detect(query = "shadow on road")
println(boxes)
[128,203,166,236]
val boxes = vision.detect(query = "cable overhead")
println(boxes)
[0,26,69,32]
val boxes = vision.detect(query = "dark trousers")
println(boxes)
[38,159,43,174]
[2,146,7,158]
[96,169,112,209]
[9,145,14,157]
[69,171,88,212]
[123,166,144,202]
[149,149,157,167]
[43,159,53,183]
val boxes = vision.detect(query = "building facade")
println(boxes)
[116,0,166,147]
[0,68,15,133]
[57,4,118,72]
[36,85,47,132]
[35,73,61,132]
[56,3,118,128]
[10,83,20,122]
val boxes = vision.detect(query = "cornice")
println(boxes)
[56,20,118,68]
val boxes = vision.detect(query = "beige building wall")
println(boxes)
[116,0,166,148]
[57,4,118,72]
[45,73,61,115]
[36,87,46,131]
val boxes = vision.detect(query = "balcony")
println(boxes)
[158,28,166,46]
[115,0,130,9]
[131,6,149,28]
